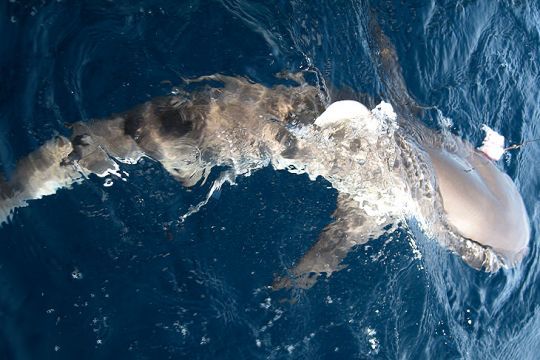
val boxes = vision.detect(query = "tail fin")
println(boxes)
[0,174,26,226]
[0,136,82,226]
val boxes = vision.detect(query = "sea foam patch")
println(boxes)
[314,100,371,128]
[478,125,505,161]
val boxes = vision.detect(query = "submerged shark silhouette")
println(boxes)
[0,72,529,289]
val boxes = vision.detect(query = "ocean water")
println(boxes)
[1,0,539,359]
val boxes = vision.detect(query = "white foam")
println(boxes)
[478,125,505,161]
[179,170,236,222]
[371,101,397,122]
[94,161,121,178]
[314,100,371,128]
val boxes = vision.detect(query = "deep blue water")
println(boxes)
[1,1,540,359]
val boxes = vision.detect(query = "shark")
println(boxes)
[0,27,530,290]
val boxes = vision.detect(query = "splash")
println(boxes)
[273,100,414,221]
[179,170,237,222]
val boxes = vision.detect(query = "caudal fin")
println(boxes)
[0,174,25,226]
[0,136,82,227]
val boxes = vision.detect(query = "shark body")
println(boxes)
[0,73,529,289]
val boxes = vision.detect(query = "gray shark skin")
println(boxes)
[0,72,529,290]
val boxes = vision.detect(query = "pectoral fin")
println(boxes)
[273,193,392,289]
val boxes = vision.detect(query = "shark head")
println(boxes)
[427,143,530,266]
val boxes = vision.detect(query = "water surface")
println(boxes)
[1,1,539,359]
